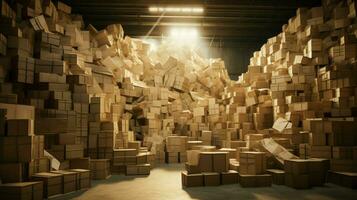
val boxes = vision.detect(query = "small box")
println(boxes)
[69,157,90,169]
[69,169,91,189]
[239,174,272,187]
[128,141,141,150]
[185,163,201,174]
[221,170,239,185]
[203,172,220,186]
[126,164,150,175]
[266,169,285,185]
[198,152,213,172]
[212,152,229,172]
[181,171,204,187]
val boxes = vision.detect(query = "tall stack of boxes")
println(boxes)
[165,136,188,163]
[0,0,357,193]
[0,105,49,183]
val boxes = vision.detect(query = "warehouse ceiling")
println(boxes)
[63,0,321,43]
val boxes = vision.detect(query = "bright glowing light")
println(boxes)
[168,27,199,45]
[141,38,159,52]
[148,7,158,12]
[148,6,204,13]
[192,8,204,13]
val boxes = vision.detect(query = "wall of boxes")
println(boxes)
[0,0,357,198]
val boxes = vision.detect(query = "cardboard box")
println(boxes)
[198,152,229,173]
[28,157,51,177]
[221,170,239,185]
[126,164,150,175]
[0,135,44,162]
[51,170,78,193]
[239,174,272,187]
[0,163,25,183]
[213,152,229,172]
[285,173,310,189]
[203,172,220,186]
[239,151,266,175]
[327,171,357,189]
[69,169,91,189]
[90,159,111,179]
[0,181,43,200]
[181,171,204,187]
[50,144,83,160]
[266,169,285,185]
[185,163,201,174]
[69,157,90,169]
[198,152,213,172]
[128,141,141,150]
[6,119,34,136]
[31,172,63,198]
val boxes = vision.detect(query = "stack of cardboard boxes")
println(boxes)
[112,141,154,175]
[90,159,111,179]
[238,151,272,187]
[182,151,238,187]
[0,105,49,183]
[165,136,188,163]
[0,0,357,192]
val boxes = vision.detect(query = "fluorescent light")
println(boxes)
[192,8,204,13]
[148,6,204,13]
[148,7,158,12]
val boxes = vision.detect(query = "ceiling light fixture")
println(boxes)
[148,6,204,13]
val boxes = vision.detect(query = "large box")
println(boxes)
[6,119,34,136]
[0,135,44,162]
[239,151,266,175]
[166,136,188,152]
[181,171,204,187]
[284,158,329,188]
[0,163,25,183]
[0,181,43,200]
[327,171,357,189]
[198,152,229,173]
[50,144,83,160]
[31,172,63,198]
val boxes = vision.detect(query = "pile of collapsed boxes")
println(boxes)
[0,0,357,198]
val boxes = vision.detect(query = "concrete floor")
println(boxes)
[52,164,357,200]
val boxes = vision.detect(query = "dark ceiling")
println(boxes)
[63,0,321,43]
